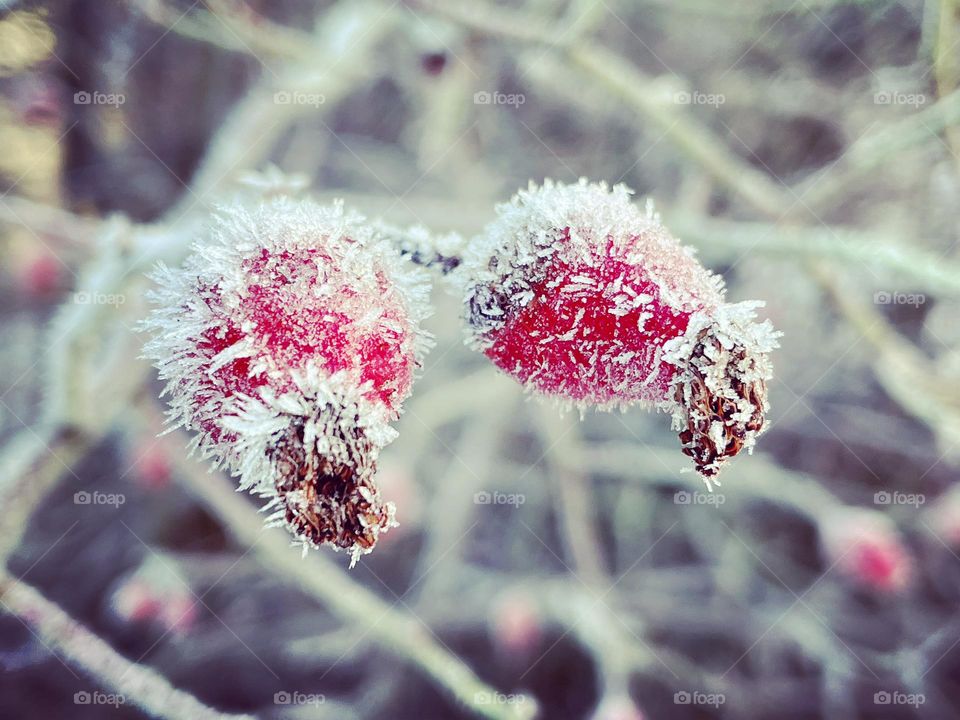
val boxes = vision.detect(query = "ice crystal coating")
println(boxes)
[143,197,431,564]
[456,179,780,482]
[375,221,466,275]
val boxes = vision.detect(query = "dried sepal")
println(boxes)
[664,302,777,485]
[222,368,400,565]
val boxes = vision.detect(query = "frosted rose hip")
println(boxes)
[144,197,431,563]
[457,180,779,481]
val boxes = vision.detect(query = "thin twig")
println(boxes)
[166,423,539,720]
[0,573,253,720]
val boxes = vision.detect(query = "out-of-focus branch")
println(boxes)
[133,0,316,61]
[933,0,960,166]
[413,0,960,218]
[669,214,960,298]
[165,422,538,720]
[166,1,399,219]
[0,426,93,566]
[0,195,100,248]
[202,0,319,60]
[410,0,790,215]
[799,86,960,209]
[567,44,793,217]
[814,265,960,461]
[0,573,254,720]
[535,406,607,588]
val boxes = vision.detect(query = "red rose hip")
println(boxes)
[145,197,431,563]
[457,180,779,482]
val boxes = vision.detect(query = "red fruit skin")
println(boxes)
[188,247,414,445]
[484,253,697,407]
[129,442,172,490]
[850,539,911,593]
[21,250,66,298]
[491,593,542,660]
[463,180,776,478]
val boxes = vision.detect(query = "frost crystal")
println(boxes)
[456,179,780,481]
[143,197,431,564]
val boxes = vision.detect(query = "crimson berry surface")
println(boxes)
[144,198,431,563]
[457,180,779,481]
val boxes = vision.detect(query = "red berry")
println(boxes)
[490,589,542,660]
[457,180,779,481]
[129,441,172,490]
[145,198,431,562]
[21,248,66,298]
[822,509,912,593]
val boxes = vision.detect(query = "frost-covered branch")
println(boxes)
[0,573,254,720]
[132,0,317,61]
[0,195,100,249]
[670,214,960,299]
[163,419,538,720]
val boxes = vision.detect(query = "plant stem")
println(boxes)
[0,573,253,720]
[167,426,539,720]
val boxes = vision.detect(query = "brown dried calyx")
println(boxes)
[266,412,395,564]
[670,313,774,483]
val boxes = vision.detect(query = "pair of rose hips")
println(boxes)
[145,179,778,564]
